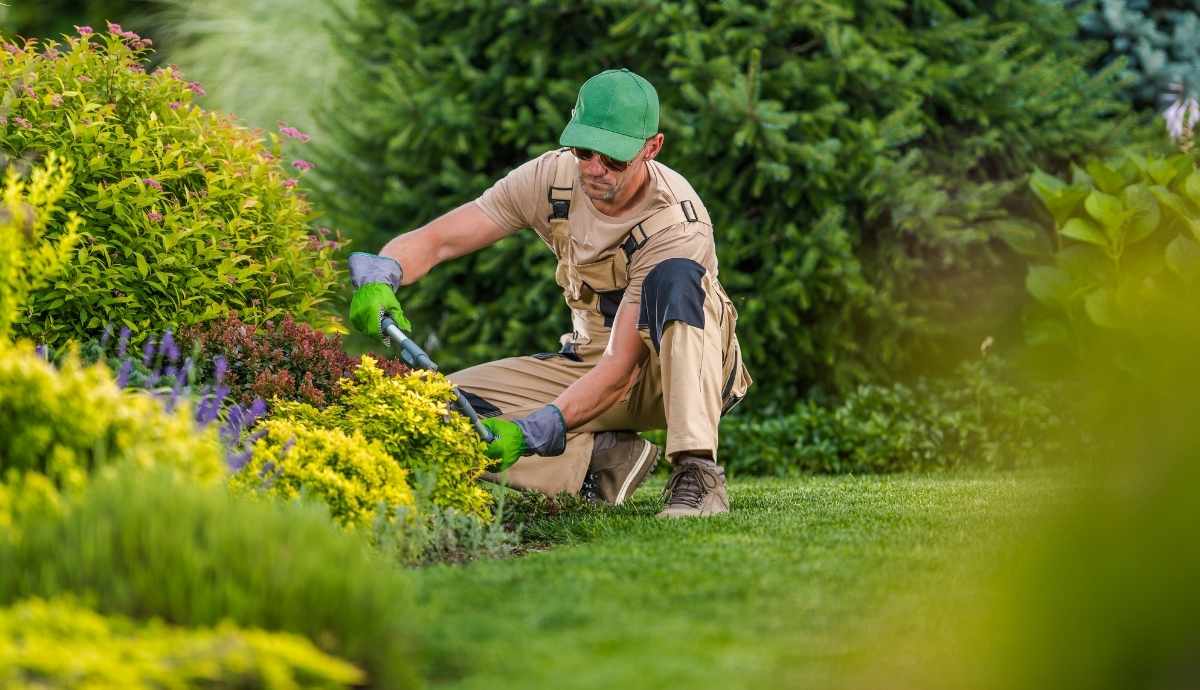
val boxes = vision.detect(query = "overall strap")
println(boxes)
[622,199,709,259]
[547,148,574,221]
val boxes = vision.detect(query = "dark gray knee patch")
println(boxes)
[639,258,706,353]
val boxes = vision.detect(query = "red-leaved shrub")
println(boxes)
[178,314,409,407]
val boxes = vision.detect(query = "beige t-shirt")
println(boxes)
[475,149,722,338]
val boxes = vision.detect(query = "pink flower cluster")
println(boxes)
[188,81,206,96]
[106,21,153,50]
[147,210,164,223]
[142,178,163,190]
[292,159,314,172]
[75,25,94,36]
[278,124,311,143]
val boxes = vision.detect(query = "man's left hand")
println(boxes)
[482,404,568,472]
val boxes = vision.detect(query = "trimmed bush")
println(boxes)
[271,357,493,519]
[0,153,80,341]
[0,597,363,689]
[233,418,415,530]
[316,0,1150,404]
[0,465,422,690]
[0,339,223,492]
[178,313,410,407]
[0,28,340,346]
[719,359,1062,475]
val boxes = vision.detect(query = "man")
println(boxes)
[347,68,751,518]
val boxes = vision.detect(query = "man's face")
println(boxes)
[576,143,646,203]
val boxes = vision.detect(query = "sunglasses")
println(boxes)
[571,147,633,172]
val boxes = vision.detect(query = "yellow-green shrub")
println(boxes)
[0,29,341,346]
[233,418,415,530]
[0,340,223,493]
[272,356,492,518]
[0,153,79,341]
[0,597,363,689]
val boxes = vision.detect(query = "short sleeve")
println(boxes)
[474,153,555,232]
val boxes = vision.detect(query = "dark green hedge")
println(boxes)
[315,0,1152,406]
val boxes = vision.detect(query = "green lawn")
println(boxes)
[411,474,1055,690]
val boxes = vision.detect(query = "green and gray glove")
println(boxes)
[347,252,411,338]
[482,404,567,472]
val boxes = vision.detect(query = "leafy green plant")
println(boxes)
[1015,150,1200,362]
[233,417,415,530]
[0,153,80,341]
[0,465,422,690]
[0,28,340,347]
[0,339,223,493]
[315,0,1149,403]
[271,356,493,519]
[0,596,363,689]
[718,358,1063,475]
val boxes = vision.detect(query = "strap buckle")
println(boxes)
[681,199,698,223]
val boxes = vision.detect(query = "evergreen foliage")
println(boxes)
[317,0,1149,404]
[1072,0,1200,105]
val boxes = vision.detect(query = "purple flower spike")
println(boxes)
[180,356,193,386]
[117,326,131,357]
[248,397,267,422]
[227,448,253,472]
[142,337,157,367]
[145,371,160,388]
[161,330,179,362]
[116,359,133,388]
[213,355,228,385]
[35,344,48,360]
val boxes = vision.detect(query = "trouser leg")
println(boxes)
[448,352,597,495]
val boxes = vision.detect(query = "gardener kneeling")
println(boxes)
[347,69,751,518]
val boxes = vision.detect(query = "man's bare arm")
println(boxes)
[379,201,510,286]
[554,301,649,428]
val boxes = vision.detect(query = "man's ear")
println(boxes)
[643,133,665,161]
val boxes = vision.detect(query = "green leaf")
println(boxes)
[1186,171,1200,204]
[1023,313,1070,347]
[1025,265,1073,307]
[987,218,1053,257]
[135,253,149,278]
[1084,288,1122,329]
[1086,160,1125,194]
[1084,189,1125,230]
[1166,235,1200,283]
[1029,168,1088,227]
[1123,184,1161,245]
[1060,217,1108,248]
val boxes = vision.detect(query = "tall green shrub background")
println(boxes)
[313,0,1154,406]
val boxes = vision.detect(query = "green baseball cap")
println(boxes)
[559,68,659,162]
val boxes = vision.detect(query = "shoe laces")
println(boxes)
[663,463,717,509]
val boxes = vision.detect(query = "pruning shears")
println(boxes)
[381,316,496,444]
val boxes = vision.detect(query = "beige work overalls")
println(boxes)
[450,150,751,496]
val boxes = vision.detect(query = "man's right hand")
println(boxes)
[347,253,411,338]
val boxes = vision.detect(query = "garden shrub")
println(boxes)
[1072,0,1200,106]
[1014,148,1200,371]
[271,356,493,519]
[178,312,410,407]
[316,0,1149,404]
[0,28,340,347]
[0,596,362,689]
[233,418,415,530]
[0,339,223,492]
[0,465,422,690]
[0,153,79,341]
[719,358,1062,475]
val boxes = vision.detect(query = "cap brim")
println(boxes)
[559,121,644,162]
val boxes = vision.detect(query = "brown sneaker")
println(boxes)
[581,431,660,505]
[655,455,729,518]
